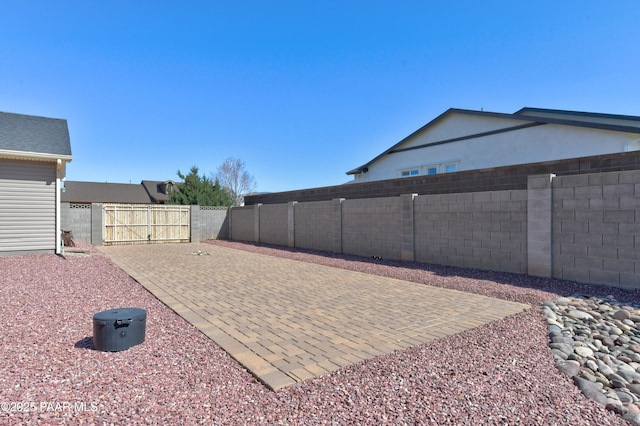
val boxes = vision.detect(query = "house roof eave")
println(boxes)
[0,149,72,163]
[515,107,640,124]
[346,107,640,175]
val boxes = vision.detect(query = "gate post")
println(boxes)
[147,206,152,241]
[190,205,200,242]
[91,203,103,246]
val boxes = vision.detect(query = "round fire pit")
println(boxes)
[93,308,146,352]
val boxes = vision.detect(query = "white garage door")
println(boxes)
[0,159,57,254]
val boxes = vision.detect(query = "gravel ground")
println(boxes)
[1,241,638,425]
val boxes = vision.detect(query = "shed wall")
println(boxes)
[0,159,57,254]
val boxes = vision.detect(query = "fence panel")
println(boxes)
[103,204,190,245]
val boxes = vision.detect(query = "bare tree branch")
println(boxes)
[215,157,257,206]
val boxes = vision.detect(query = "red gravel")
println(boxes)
[0,240,636,425]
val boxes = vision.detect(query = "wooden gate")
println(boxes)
[103,204,190,245]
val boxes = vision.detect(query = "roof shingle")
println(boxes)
[0,111,71,157]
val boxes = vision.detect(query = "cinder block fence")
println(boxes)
[230,170,640,289]
[60,204,230,246]
[59,162,640,290]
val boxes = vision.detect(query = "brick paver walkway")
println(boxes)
[100,243,529,391]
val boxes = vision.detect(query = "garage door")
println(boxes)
[0,159,56,253]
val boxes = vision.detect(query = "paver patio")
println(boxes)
[100,242,529,391]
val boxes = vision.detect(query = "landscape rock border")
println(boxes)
[544,295,640,425]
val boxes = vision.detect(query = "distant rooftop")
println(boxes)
[62,180,177,204]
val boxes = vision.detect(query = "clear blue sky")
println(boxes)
[2,2,638,193]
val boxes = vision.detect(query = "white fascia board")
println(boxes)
[0,149,72,163]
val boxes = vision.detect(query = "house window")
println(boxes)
[427,167,438,175]
[401,169,419,177]
[444,163,458,173]
[626,139,640,152]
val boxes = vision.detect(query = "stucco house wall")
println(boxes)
[349,107,640,183]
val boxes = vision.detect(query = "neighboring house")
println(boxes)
[61,180,176,204]
[347,107,640,182]
[0,111,72,255]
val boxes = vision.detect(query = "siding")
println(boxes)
[0,159,56,253]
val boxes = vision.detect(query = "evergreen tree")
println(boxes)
[168,166,232,206]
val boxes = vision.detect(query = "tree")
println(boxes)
[168,166,232,206]
[215,157,257,206]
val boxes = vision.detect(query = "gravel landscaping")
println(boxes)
[1,240,638,425]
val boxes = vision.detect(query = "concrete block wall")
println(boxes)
[552,170,640,288]
[246,151,640,205]
[414,190,528,274]
[60,203,93,243]
[60,167,640,290]
[294,199,343,253]
[228,205,256,242]
[528,175,554,277]
[91,203,103,246]
[342,197,402,259]
[199,206,230,240]
[259,203,289,246]
[190,205,201,243]
[61,203,231,245]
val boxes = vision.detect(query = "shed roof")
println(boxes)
[0,111,72,159]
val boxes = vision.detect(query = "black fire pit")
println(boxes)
[93,308,146,352]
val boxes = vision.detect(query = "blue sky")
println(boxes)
[1,2,638,193]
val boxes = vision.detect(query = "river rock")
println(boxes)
[555,360,581,377]
[551,336,574,346]
[574,346,594,358]
[627,383,640,397]
[614,309,632,320]
[544,295,640,421]
[597,361,615,377]
[550,343,573,356]
[606,398,625,415]
[567,310,595,321]
[616,390,637,403]
[573,376,607,405]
